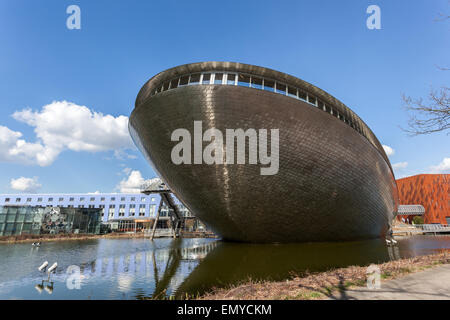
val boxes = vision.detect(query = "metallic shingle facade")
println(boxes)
[129,62,398,243]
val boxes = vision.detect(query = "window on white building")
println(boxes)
[129,204,136,216]
[119,204,125,217]
[108,205,115,218]
[139,204,146,216]
[149,204,156,216]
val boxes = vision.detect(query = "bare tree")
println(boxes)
[402,82,449,135]
[402,8,449,135]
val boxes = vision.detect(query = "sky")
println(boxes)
[0,0,448,194]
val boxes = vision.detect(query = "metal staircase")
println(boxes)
[141,179,184,240]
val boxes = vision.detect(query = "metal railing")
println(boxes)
[414,224,450,232]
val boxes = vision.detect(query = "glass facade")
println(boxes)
[0,206,102,236]
[0,193,194,226]
[0,193,164,222]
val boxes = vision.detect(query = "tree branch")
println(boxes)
[401,86,450,135]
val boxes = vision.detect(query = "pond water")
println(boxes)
[0,235,449,299]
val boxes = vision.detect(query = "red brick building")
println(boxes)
[396,174,449,224]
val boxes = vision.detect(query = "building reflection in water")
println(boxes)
[32,236,443,299]
[176,239,401,297]
[33,239,218,298]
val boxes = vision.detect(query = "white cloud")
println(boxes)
[10,176,42,193]
[0,101,134,166]
[0,125,53,166]
[430,157,450,173]
[113,149,138,161]
[392,162,408,170]
[116,170,146,193]
[116,170,161,193]
[12,101,134,152]
[382,145,395,157]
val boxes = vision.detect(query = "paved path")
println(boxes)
[328,264,450,300]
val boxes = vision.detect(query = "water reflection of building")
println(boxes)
[0,206,102,236]
[175,239,399,297]
[73,240,218,298]
[83,242,217,275]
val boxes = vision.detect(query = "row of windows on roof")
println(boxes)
[2,196,157,203]
[151,72,367,137]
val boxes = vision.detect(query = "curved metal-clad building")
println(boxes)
[129,62,398,243]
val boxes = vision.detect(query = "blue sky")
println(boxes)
[0,0,448,194]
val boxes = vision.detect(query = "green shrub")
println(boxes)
[413,216,424,225]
